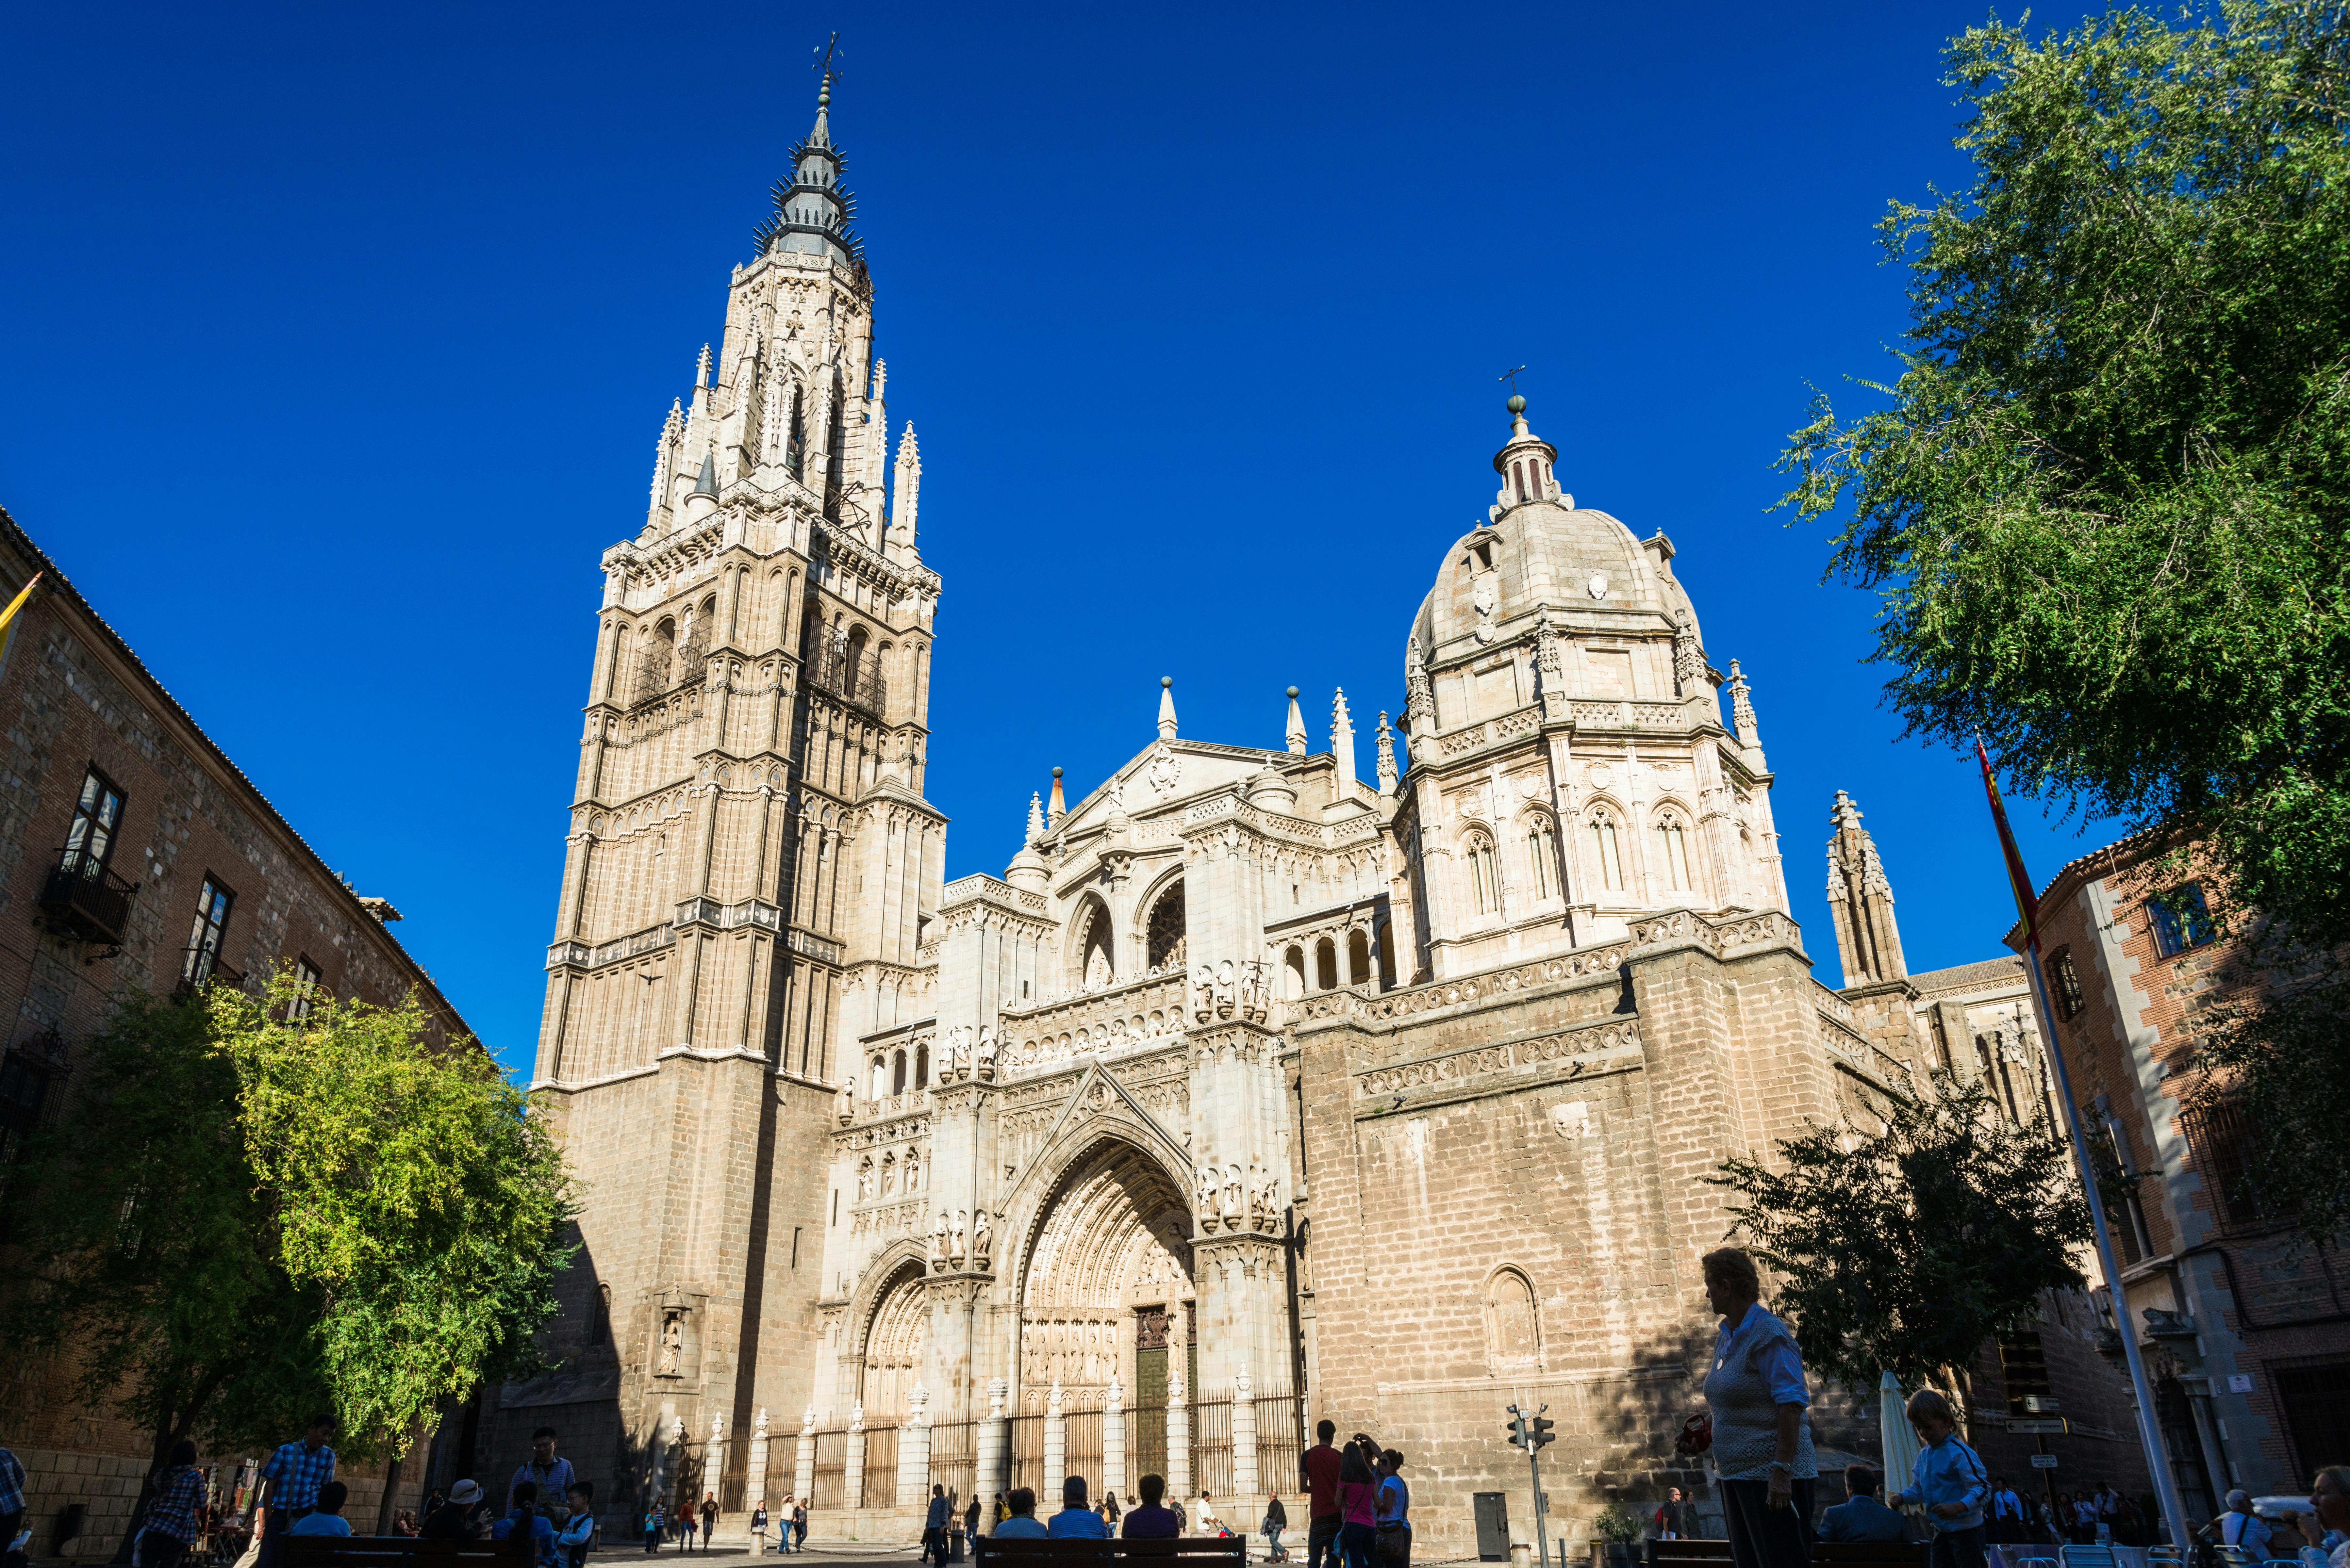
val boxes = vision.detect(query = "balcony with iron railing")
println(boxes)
[177,945,246,996]
[37,851,139,947]
[807,647,887,716]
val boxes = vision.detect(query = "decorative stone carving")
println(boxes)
[836,1083,855,1125]
[976,1026,997,1080]
[950,1208,967,1267]
[1472,573,1498,643]
[932,1209,951,1270]
[1145,744,1183,796]
[971,1207,992,1270]
[657,1311,683,1376]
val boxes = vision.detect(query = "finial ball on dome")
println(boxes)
[1161,676,1173,688]
[1052,766,1063,778]
[1507,394,1527,416]
[1286,686,1299,698]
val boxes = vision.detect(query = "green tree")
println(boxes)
[6,973,574,1556]
[1711,1072,2089,1394]
[7,993,334,1560]
[208,972,577,1454]
[1776,0,2350,1234]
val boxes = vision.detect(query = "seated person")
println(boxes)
[1048,1478,1111,1539]
[993,1490,1049,1540]
[1121,1474,1184,1540]
[1819,1466,1912,1544]
[286,1482,354,1538]
[421,1479,488,1540]
[492,1481,561,1568]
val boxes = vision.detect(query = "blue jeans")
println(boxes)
[1340,1522,1377,1568]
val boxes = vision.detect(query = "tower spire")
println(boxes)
[1331,688,1357,785]
[753,36,865,275]
[1158,677,1177,741]
[1826,790,1907,988]
[1284,687,1307,755]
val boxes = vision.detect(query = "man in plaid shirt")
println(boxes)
[139,1440,208,1568]
[0,1439,27,1553]
[257,1414,338,1568]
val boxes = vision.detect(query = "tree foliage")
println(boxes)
[1711,1072,2090,1393]
[1778,0,2350,947]
[6,970,575,1558]
[209,972,578,1449]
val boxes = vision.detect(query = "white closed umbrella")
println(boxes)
[1880,1371,1923,1495]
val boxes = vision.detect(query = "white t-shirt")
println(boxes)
[1194,1499,1219,1533]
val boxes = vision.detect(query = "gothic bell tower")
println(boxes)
[521,57,947,1524]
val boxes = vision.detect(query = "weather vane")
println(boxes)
[1499,365,1528,396]
[814,32,844,87]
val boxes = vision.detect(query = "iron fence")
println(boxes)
[1254,1395,1303,1496]
[929,1420,976,1502]
[1191,1399,1233,1502]
[810,1430,846,1511]
[1064,1410,1103,1495]
[1008,1414,1044,1497]
[861,1425,899,1504]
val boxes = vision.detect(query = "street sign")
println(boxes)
[2030,1454,2060,1469]
[2010,1419,2068,1434]
[2227,1374,2253,1394]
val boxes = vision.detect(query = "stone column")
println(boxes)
[977,1379,1009,1508]
[1166,1369,1191,1502]
[1232,1365,1257,1502]
[1043,1382,1066,1496]
[1102,1378,1126,1501]
[845,1406,867,1511]
[706,1413,729,1519]
[794,1408,816,1507]
[746,1409,770,1510]
[899,1384,932,1508]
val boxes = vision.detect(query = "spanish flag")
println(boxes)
[1976,732,2041,954]
[0,571,40,639]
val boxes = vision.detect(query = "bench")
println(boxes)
[1645,1540,1927,1568]
[278,1537,529,1568]
[975,1537,1251,1568]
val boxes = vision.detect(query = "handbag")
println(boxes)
[1674,1413,1713,1458]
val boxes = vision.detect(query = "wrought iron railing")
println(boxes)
[38,852,138,946]
[927,1420,976,1503]
[1190,1398,1233,1501]
[809,1430,846,1511]
[178,945,245,995]
[861,1425,898,1503]
[808,647,887,716]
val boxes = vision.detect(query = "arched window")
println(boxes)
[1315,938,1338,992]
[1655,812,1694,892]
[915,1043,930,1087]
[1075,901,1114,989]
[891,1049,907,1096]
[868,1056,886,1101]
[1347,930,1371,985]
[1466,833,1500,915]
[1588,813,1624,891]
[1483,1267,1542,1370]
[1527,815,1560,900]
[1284,945,1307,1000]
[1376,922,1396,985]
[785,384,806,478]
[1146,882,1187,969]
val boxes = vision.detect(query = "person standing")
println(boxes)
[1336,1443,1380,1568]
[1265,1491,1291,1561]
[1655,1488,1693,1542]
[750,1503,768,1554]
[1989,1480,2023,1544]
[968,1490,984,1544]
[257,1413,339,1568]
[700,1494,718,1552]
[925,1483,951,1565]
[643,1501,665,1555]
[512,1429,575,1521]
[678,1498,698,1553]
[138,1441,209,1568]
[0,1439,25,1560]
[791,1496,807,1554]
[1890,1389,1990,1568]
[558,1484,598,1568]
[1699,1248,1818,1568]
[1303,1421,1344,1568]
[1375,1450,1411,1568]
[1194,1490,1224,1536]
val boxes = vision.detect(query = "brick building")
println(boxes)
[487,69,2154,1561]
[0,504,473,1557]
[2017,837,2350,1515]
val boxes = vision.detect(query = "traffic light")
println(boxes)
[1530,1415,1556,1449]
[1505,1405,1529,1449]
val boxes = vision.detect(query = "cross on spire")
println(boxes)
[1499,365,1528,396]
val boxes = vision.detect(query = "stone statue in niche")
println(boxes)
[1222,1163,1245,1223]
[1196,1167,1220,1231]
[1192,963,1216,1024]
[932,1210,951,1269]
[976,1027,997,1080]
[879,1154,896,1197]
[1214,960,1237,1018]
[971,1208,992,1270]
[658,1312,684,1376]
[905,1149,921,1192]
[950,1209,967,1267]
[856,1156,873,1201]
[1238,962,1265,1023]
[835,1083,855,1125]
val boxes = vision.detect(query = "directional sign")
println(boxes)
[2029,1453,2060,1469]
[2009,1419,2068,1435]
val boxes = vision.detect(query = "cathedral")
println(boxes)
[504,69,2089,1558]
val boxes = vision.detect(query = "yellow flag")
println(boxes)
[0,572,40,638]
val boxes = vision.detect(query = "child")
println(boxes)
[557,1484,598,1568]
[643,1503,665,1555]
[1891,1389,1991,1568]
[285,1482,353,1539]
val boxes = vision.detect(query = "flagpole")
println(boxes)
[1975,738,2192,1549]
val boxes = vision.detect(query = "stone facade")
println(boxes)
[0,506,466,1556]
[508,82,2154,1559]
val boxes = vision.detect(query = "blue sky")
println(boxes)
[0,0,2122,1074]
